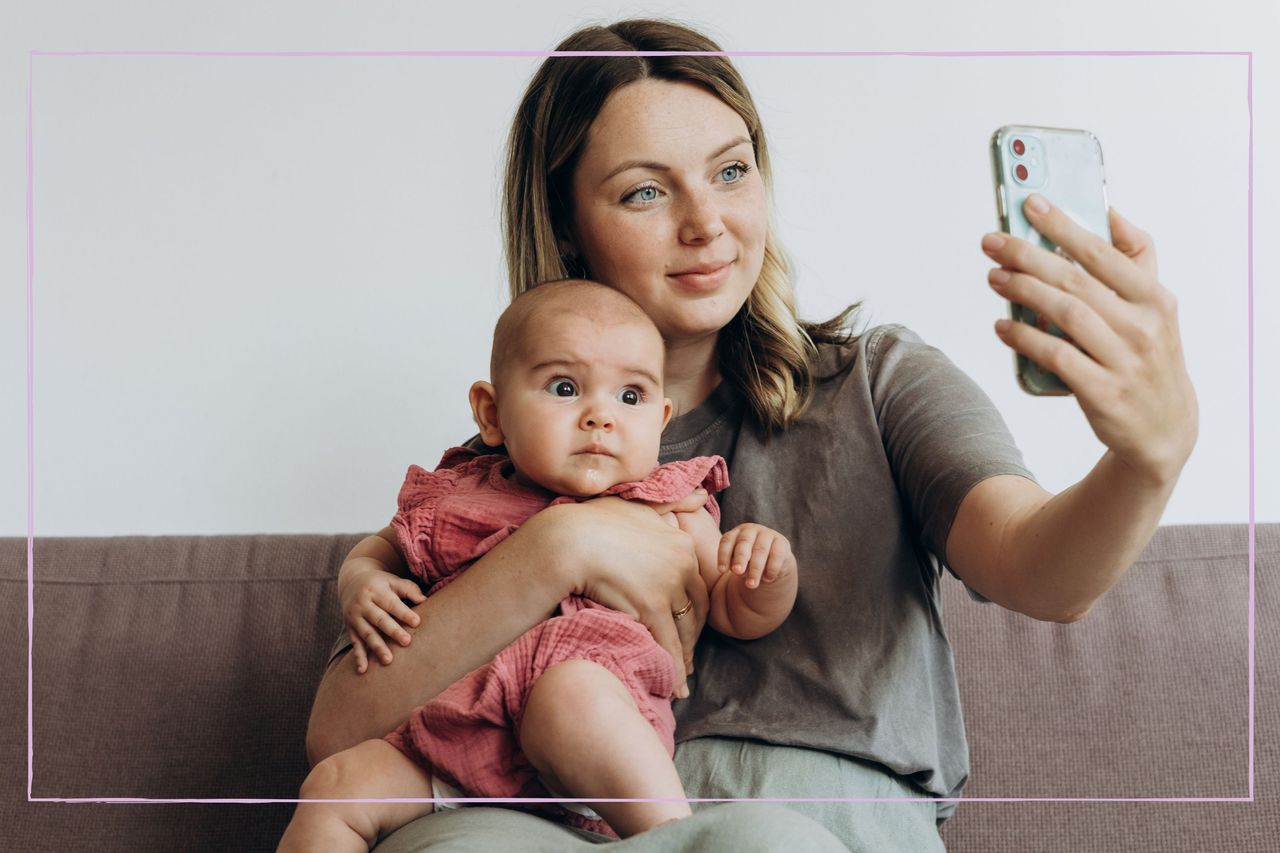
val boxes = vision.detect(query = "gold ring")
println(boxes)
[672,600,694,620]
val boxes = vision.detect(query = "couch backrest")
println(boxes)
[3,524,1275,851]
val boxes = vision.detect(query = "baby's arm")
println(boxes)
[712,523,798,639]
[675,509,798,641]
[337,527,427,673]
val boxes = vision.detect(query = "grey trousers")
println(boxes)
[373,737,947,852]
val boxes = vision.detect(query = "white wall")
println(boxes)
[2,0,1275,535]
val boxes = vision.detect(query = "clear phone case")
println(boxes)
[990,125,1111,396]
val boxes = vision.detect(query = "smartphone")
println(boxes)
[990,125,1112,396]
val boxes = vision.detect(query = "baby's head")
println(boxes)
[469,279,672,498]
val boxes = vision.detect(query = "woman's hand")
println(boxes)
[982,195,1198,485]
[550,490,709,698]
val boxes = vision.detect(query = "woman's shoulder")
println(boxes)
[813,323,932,380]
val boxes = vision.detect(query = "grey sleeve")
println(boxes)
[865,324,1037,593]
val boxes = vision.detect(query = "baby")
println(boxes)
[278,279,798,849]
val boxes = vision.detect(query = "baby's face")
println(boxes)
[496,313,670,498]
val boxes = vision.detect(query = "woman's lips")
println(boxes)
[668,260,733,292]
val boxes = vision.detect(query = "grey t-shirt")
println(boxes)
[329,323,1034,820]
[660,324,1036,820]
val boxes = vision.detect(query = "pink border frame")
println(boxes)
[25,48,1255,809]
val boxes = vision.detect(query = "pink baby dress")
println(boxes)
[383,447,729,836]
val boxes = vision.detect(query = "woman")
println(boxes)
[305,19,1197,852]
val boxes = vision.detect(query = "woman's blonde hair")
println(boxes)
[503,18,858,432]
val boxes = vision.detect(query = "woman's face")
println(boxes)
[567,79,768,346]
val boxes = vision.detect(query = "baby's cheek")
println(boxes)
[621,449,662,484]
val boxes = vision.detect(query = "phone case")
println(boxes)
[990,125,1111,396]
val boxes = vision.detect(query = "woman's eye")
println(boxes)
[617,388,642,406]
[623,184,660,205]
[546,379,577,397]
[719,161,751,183]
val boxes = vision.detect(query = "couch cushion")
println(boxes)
[1,534,361,851]
[939,523,1279,849]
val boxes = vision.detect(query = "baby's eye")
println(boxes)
[546,379,578,397]
[617,387,642,406]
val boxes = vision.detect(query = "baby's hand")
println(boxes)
[717,523,796,590]
[338,564,427,674]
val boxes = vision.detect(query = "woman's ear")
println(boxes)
[557,233,586,278]
[469,381,505,447]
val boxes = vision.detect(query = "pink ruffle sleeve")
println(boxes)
[391,448,547,591]
[551,454,730,524]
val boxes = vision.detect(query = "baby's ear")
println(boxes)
[661,397,674,430]
[469,381,504,446]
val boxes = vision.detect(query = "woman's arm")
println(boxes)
[948,197,1197,622]
[946,466,1174,622]
[305,494,707,765]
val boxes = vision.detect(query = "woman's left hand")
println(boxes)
[981,194,1198,486]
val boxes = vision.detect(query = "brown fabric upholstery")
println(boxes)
[2,534,362,851]
[2,525,1276,851]
[938,523,1278,850]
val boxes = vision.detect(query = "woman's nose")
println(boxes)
[678,189,725,245]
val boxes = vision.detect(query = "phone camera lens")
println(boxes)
[1012,138,1026,156]
[1015,163,1029,181]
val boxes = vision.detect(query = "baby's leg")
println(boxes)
[519,659,691,837]
[277,739,435,852]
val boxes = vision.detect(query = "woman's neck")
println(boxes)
[663,334,722,417]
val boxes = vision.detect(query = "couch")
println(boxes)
[3,523,1276,851]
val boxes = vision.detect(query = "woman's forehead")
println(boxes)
[579,79,751,171]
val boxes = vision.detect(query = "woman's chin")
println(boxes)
[669,291,752,337]
[662,316,737,350]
